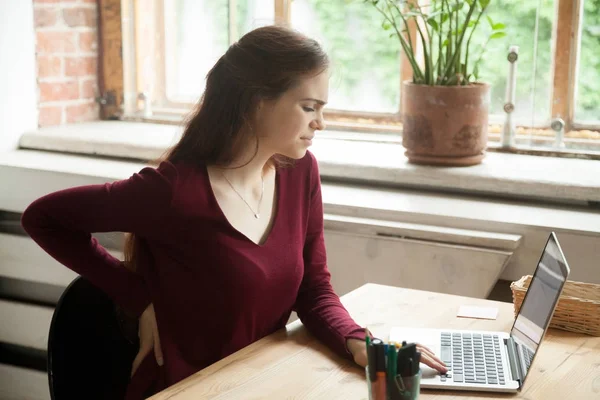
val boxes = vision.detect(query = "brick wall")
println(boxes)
[33,0,100,127]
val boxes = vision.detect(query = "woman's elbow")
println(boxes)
[21,198,46,236]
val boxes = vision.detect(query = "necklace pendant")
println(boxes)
[220,170,264,221]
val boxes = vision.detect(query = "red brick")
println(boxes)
[65,56,97,77]
[37,55,63,78]
[63,7,97,28]
[66,101,99,122]
[38,106,63,127]
[34,8,58,28]
[37,31,77,54]
[80,78,98,99]
[39,81,79,102]
[78,31,97,52]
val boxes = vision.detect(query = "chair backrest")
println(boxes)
[48,277,139,400]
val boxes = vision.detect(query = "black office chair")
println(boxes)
[47,276,139,400]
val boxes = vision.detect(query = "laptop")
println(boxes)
[389,232,570,393]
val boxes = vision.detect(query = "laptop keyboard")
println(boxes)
[517,342,535,371]
[440,332,506,385]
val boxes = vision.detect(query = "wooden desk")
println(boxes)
[150,284,600,399]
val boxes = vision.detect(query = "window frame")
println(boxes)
[98,0,600,155]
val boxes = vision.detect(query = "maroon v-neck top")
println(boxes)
[21,151,365,398]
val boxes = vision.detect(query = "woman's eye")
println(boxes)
[303,106,315,112]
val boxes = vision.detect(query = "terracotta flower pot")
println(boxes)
[401,81,491,166]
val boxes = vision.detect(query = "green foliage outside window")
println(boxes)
[303,0,600,122]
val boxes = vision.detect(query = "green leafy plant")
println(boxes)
[366,0,506,85]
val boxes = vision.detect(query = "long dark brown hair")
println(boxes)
[124,25,329,272]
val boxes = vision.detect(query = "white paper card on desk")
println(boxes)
[457,305,498,320]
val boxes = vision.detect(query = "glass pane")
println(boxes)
[164,0,274,102]
[471,0,555,126]
[575,0,600,123]
[291,0,401,113]
[235,0,275,40]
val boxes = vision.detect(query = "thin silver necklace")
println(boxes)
[222,171,264,219]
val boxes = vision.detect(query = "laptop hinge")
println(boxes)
[505,337,523,386]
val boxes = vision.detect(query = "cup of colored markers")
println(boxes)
[365,337,421,400]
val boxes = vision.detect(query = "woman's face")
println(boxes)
[254,70,328,160]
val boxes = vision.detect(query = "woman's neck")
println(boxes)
[215,146,274,189]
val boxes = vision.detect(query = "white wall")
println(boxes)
[0,5,47,399]
[0,0,38,152]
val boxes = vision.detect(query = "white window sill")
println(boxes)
[17,121,600,205]
[1,147,599,237]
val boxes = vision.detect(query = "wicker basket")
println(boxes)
[510,275,600,337]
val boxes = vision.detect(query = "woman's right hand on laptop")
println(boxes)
[417,343,448,374]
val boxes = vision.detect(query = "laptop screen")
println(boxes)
[509,233,570,384]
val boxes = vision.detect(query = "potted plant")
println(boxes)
[366,0,506,165]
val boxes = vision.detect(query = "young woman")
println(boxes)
[22,25,445,399]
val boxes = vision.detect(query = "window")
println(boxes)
[105,0,600,155]
[163,0,275,103]
[291,0,401,114]
[575,0,600,125]
[122,0,275,115]
[473,0,554,126]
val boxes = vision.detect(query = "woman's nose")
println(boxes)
[310,117,326,131]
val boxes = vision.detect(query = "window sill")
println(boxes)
[311,138,600,205]
[2,147,599,238]
[17,121,600,205]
